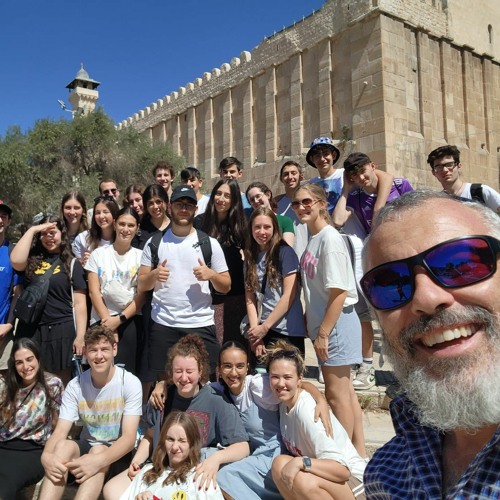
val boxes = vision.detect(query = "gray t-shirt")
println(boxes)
[146,384,249,449]
[256,245,306,337]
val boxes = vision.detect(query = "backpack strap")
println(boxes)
[194,229,212,268]
[149,228,169,269]
[470,183,485,205]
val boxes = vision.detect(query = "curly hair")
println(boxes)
[262,339,305,377]
[84,324,116,348]
[0,338,59,426]
[88,197,119,252]
[165,334,210,385]
[25,215,73,280]
[243,207,286,291]
[143,411,202,486]
[199,179,246,247]
[60,190,89,235]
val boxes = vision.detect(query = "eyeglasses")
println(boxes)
[94,195,115,204]
[360,235,500,311]
[290,198,320,210]
[102,188,118,195]
[432,161,457,173]
[249,192,265,204]
[172,201,196,210]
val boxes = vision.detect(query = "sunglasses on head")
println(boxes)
[94,195,115,204]
[360,235,500,311]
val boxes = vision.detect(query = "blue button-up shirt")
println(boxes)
[364,394,500,499]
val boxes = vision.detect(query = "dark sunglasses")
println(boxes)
[360,235,500,311]
[94,195,115,204]
[290,198,319,210]
[102,188,118,195]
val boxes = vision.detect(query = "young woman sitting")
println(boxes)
[265,341,367,500]
[0,338,63,498]
[120,411,224,499]
[103,334,249,499]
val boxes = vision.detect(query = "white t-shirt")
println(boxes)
[85,245,143,324]
[197,194,210,215]
[72,230,112,259]
[141,229,228,327]
[310,168,344,213]
[60,367,142,446]
[120,465,224,500]
[461,183,500,213]
[280,390,366,481]
[300,225,358,340]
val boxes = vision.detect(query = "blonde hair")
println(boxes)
[262,339,305,377]
[294,182,330,223]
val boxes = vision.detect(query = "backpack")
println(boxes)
[470,183,485,205]
[148,228,221,298]
[14,259,60,325]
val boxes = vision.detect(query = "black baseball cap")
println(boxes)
[170,186,197,204]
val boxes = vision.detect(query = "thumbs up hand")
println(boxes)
[193,258,213,282]
[156,259,170,282]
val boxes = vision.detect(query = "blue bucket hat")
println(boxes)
[306,137,341,168]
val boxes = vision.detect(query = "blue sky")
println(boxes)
[1,0,325,136]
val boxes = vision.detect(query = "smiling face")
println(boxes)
[114,214,138,245]
[165,423,191,469]
[94,203,114,230]
[146,196,166,221]
[269,358,302,410]
[219,347,248,395]
[127,192,144,217]
[292,188,324,227]
[220,164,242,181]
[84,338,117,373]
[40,226,62,253]
[310,147,337,178]
[62,198,83,226]
[155,168,173,190]
[252,214,274,251]
[172,355,201,398]
[349,163,377,189]
[247,187,271,210]
[364,198,500,429]
[280,165,303,191]
[182,176,202,194]
[100,181,120,201]
[214,183,232,217]
[14,347,40,387]
[170,199,197,227]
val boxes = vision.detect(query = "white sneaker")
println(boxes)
[318,370,324,384]
[352,363,376,390]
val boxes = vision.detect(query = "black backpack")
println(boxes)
[470,183,485,205]
[149,228,222,298]
[14,259,60,325]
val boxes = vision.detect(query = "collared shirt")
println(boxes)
[364,394,500,499]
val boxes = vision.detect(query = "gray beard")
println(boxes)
[384,306,500,431]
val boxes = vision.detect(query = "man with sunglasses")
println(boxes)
[428,144,500,213]
[87,180,122,222]
[361,190,500,498]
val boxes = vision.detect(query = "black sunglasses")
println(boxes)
[360,235,500,311]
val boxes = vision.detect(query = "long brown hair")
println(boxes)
[142,411,202,486]
[244,206,286,291]
[60,190,89,235]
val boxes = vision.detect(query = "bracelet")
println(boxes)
[319,326,330,337]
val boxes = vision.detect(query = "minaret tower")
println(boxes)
[65,64,100,116]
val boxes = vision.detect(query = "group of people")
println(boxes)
[0,140,499,499]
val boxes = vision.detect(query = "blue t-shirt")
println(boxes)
[310,169,344,213]
[0,240,20,324]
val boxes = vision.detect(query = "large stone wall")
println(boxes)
[118,0,500,195]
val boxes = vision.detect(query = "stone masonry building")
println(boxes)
[118,0,500,195]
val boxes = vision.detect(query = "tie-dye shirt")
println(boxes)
[0,374,63,445]
[59,366,142,445]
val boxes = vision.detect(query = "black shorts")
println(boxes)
[148,322,220,377]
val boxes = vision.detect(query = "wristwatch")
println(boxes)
[119,313,127,324]
[303,456,312,471]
